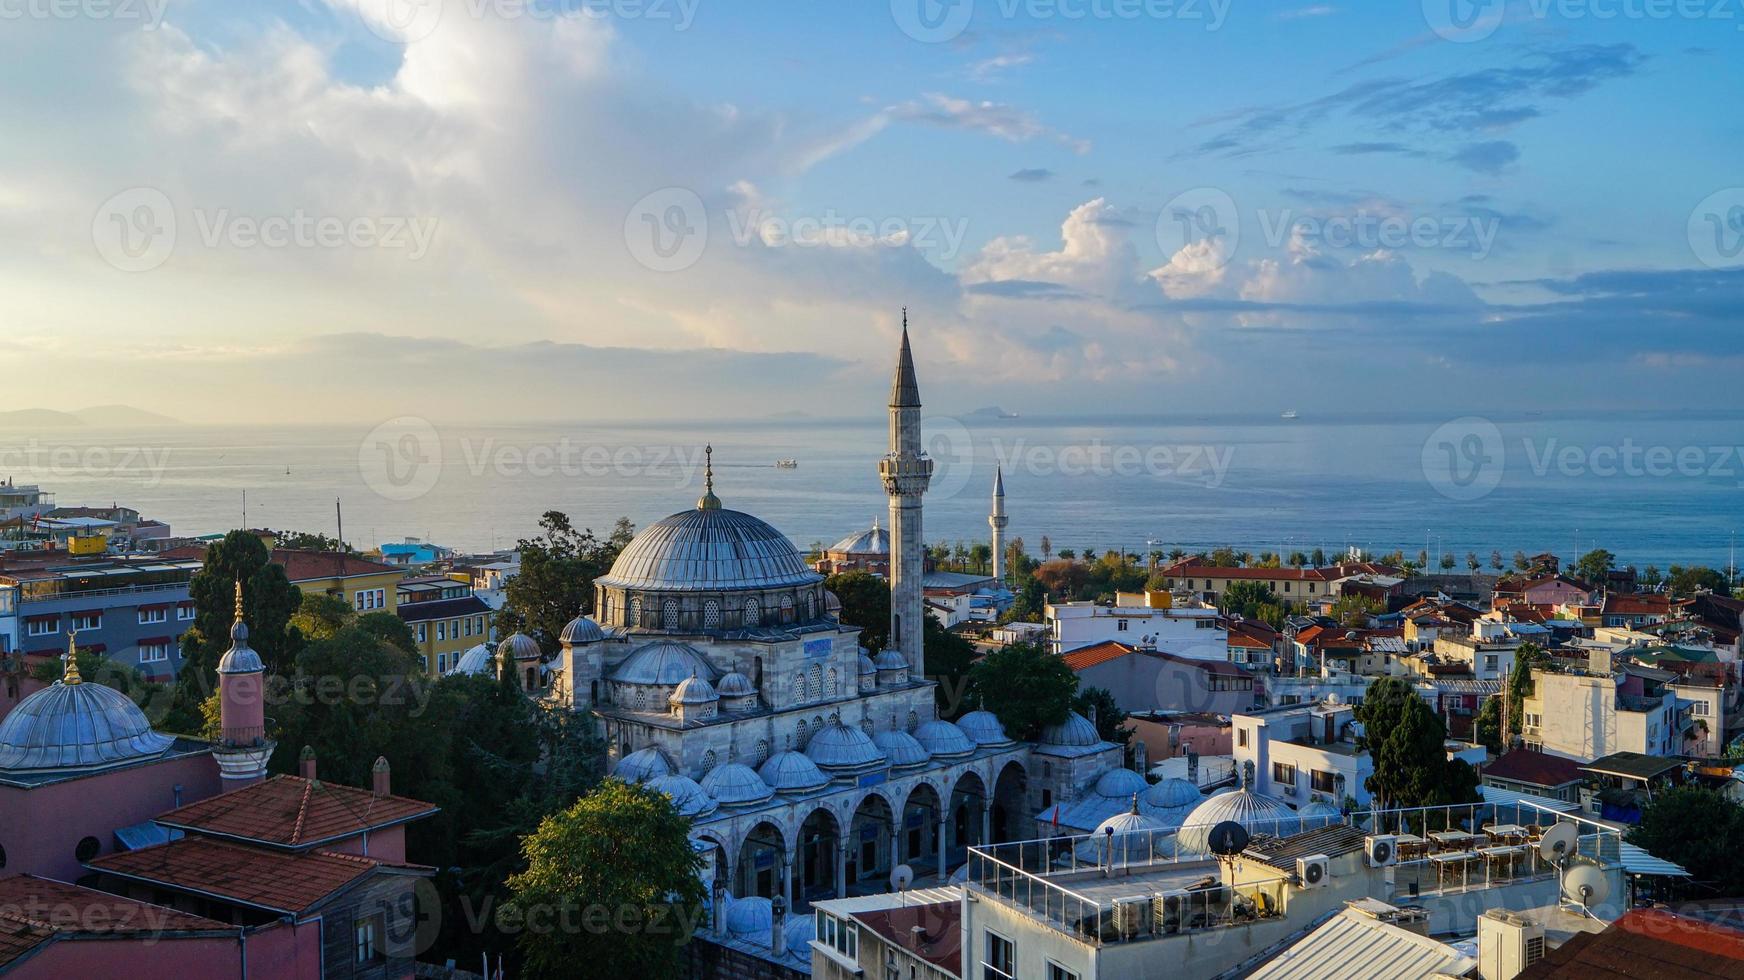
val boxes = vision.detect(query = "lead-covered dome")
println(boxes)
[700,762,776,807]
[596,508,822,593]
[758,750,831,794]
[0,671,173,774]
[872,729,932,769]
[828,523,890,556]
[1093,767,1149,799]
[1144,777,1202,810]
[1176,788,1295,855]
[497,633,541,661]
[612,746,674,783]
[559,614,606,645]
[612,641,717,685]
[1041,712,1102,748]
[805,723,888,775]
[717,671,756,698]
[448,643,493,677]
[670,674,719,705]
[912,720,976,761]
[647,774,718,818]
[957,709,1012,747]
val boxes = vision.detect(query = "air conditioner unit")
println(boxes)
[1296,855,1330,888]
[1478,909,1546,980]
[1366,834,1398,868]
[1112,896,1149,939]
[1281,783,1298,797]
[1153,889,1190,935]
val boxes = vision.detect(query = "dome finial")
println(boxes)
[62,631,81,686]
[233,577,244,621]
[698,444,722,510]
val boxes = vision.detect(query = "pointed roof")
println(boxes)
[993,466,1005,497]
[152,774,439,851]
[890,310,921,408]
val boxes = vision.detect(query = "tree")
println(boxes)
[497,512,630,650]
[969,543,992,575]
[276,530,347,552]
[1500,642,1547,739]
[1628,787,1744,895]
[1329,594,1380,628]
[1439,553,1456,571]
[1513,551,1530,572]
[1056,549,1076,561]
[1008,579,1048,624]
[291,592,355,641]
[968,642,1077,742]
[506,780,705,979]
[1642,565,1664,589]
[1355,678,1478,811]
[359,611,418,656]
[1288,551,1308,568]
[1221,581,1282,620]
[166,531,303,733]
[825,571,890,653]
[1465,552,1480,573]
[1668,565,1727,597]
[926,614,978,718]
[1072,687,1133,745]
[1573,549,1616,588]
[1490,550,1504,571]
[1310,548,1326,567]
[1474,695,1503,753]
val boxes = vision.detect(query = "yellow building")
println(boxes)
[396,575,493,676]
[272,549,405,616]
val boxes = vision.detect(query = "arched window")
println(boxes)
[755,739,770,766]
[662,599,679,631]
[780,595,794,623]
[860,717,873,735]
[809,664,822,696]
[634,688,650,712]
[907,710,918,731]
[629,596,642,628]
[796,719,809,746]
[743,598,760,627]
[803,593,816,619]
[600,594,612,622]
[826,667,839,696]
[703,600,721,629]
[794,673,809,703]
[702,749,717,771]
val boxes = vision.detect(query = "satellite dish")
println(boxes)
[1537,823,1578,864]
[1207,820,1251,857]
[890,864,914,893]
[1562,859,1611,909]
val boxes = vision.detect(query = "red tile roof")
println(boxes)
[0,875,229,936]
[1062,641,1137,671]
[1482,748,1584,788]
[154,774,439,850]
[1604,594,1689,617]
[1520,909,1744,978]
[88,837,427,916]
[0,916,51,971]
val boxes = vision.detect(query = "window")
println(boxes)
[26,617,58,637]
[703,600,721,628]
[1046,965,1080,980]
[1237,728,1249,748]
[354,915,383,964]
[744,598,760,626]
[985,931,1016,980]
[1311,769,1337,794]
[1272,762,1296,786]
[1117,619,1128,632]
[450,619,460,640]
[137,606,167,625]
[72,612,101,632]
[464,617,473,637]
[437,653,447,673]
[663,600,680,630]
[436,622,446,641]
[139,642,170,663]
[417,624,428,643]
[177,603,196,621]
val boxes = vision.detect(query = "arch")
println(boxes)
[809,663,823,695]
[992,759,1029,844]
[703,600,722,629]
[947,770,990,863]
[899,782,946,875]
[847,794,897,890]
[754,738,771,767]
[794,672,809,704]
[826,667,839,697]
[796,806,843,908]
[662,599,679,630]
[795,718,809,747]
[701,749,717,772]
[629,596,642,628]
[803,592,816,619]
[733,820,787,899]
[780,594,795,623]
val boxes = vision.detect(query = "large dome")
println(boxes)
[1175,789,1295,855]
[611,641,717,685]
[597,507,822,593]
[0,674,173,773]
[828,523,889,555]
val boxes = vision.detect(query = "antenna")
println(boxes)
[1536,823,1577,865]
[1562,859,1610,917]
[890,863,913,904]
[336,498,344,553]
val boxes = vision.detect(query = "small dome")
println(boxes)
[857,653,878,677]
[670,673,719,705]
[447,643,493,676]
[723,896,773,942]
[216,619,262,675]
[957,709,1012,747]
[699,762,775,807]
[497,633,541,661]
[647,774,718,818]
[1295,799,1343,832]
[828,523,890,556]
[0,678,173,773]
[824,591,843,616]
[804,723,888,773]
[1081,806,1171,865]
[1144,777,1202,810]
[1041,712,1101,748]
[872,729,932,769]
[781,914,815,959]
[559,615,606,645]
[612,747,673,783]
[717,671,756,698]
[1176,789,1295,855]
[912,720,976,760]
[611,641,717,685]
[1093,768,1149,799]
[872,649,909,671]
[758,750,831,794]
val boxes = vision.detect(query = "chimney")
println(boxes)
[771,894,787,956]
[299,745,317,780]
[372,756,391,797]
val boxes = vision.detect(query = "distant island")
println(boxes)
[967,406,1021,419]
[0,405,180,427]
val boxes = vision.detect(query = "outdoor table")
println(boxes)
[1484,824,1528,844]
[1428,831,1477,850]
[1396,834,1428,861]
[1477,845,1526,880]
[1431,851,1479,890]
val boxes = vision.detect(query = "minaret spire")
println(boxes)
[698,444,721,510]
[62,631,81,686]
[990,466,1009,584]
[879,309,933,684]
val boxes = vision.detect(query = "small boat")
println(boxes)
[1280,410,1299,420]
[774,459,798,469]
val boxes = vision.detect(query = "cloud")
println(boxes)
[1277,5,1339,19]
[968,52,1035,81]
[887,94,1091,154]
[1449,140,1520,174]
[1009,168,1056,182]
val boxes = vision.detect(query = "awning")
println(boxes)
[1619,842,1691,877]
[1480,785,1580,814]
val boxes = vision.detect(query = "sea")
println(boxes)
[2,409,1740,572]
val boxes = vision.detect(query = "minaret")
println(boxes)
[990,466,1008,584]
[878,310,933,681]
[214,579,275,784]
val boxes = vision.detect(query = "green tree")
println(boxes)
[1288,551,1308,567]
[1573,549,1616,587]
[1490,550,1504,571]
[497,512,631,650]
[166,530,303,733]
[926,614,979,718]
[1329,594,1380,628]
[1072,687,1133,745]
[1439,553,1456,571]
[1310,548,1327,567]
[506,780,705,979]
[1039,536,1052,562]
[1668,565,1728,597]
[825,571,890,653]
[968,642,1077,742]
[1642,565,1664,589]
[1008,578,1048,624]
[291,592,355,640]
[1627,787,1744,894]
[1355,678,1477,811]
[276,530,347,552]
[969,543,992,575]
[1474,696,1503,753]
[359,611,417,655]
[1513,551,1530,572]
[1220,581,1282,620]
[1056,548,1076,561]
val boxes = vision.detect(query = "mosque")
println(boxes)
[545,319,1135,913]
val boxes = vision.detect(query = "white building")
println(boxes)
[1233,703,1487,809]
[1047,591,1228,662]
[1520,651,1686,762]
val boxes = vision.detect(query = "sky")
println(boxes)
[2,0,1742,424]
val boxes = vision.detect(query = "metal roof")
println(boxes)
[1619,842,1691,877]
[1247,906,1476,980]
[595,506,820,593]
[1581,752,1684,782]
[1479,785,1580,813]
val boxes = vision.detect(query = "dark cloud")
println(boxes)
[1330,141,1426,157]
[1008,168,1056,182]
[965,279,1081,299]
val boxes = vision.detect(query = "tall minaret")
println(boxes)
[878,310,932,681]
[214,580,274,784]
[990,466,1008,584]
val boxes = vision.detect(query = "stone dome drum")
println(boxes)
[0,679,174,773]
[597,508,822,593]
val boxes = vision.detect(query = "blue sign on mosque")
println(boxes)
[804,638,833,661]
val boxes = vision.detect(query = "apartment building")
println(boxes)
[1520,651,1687,762]
[1046,591,1228,662]
[396,575,493,675]
[0,553,202,680]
